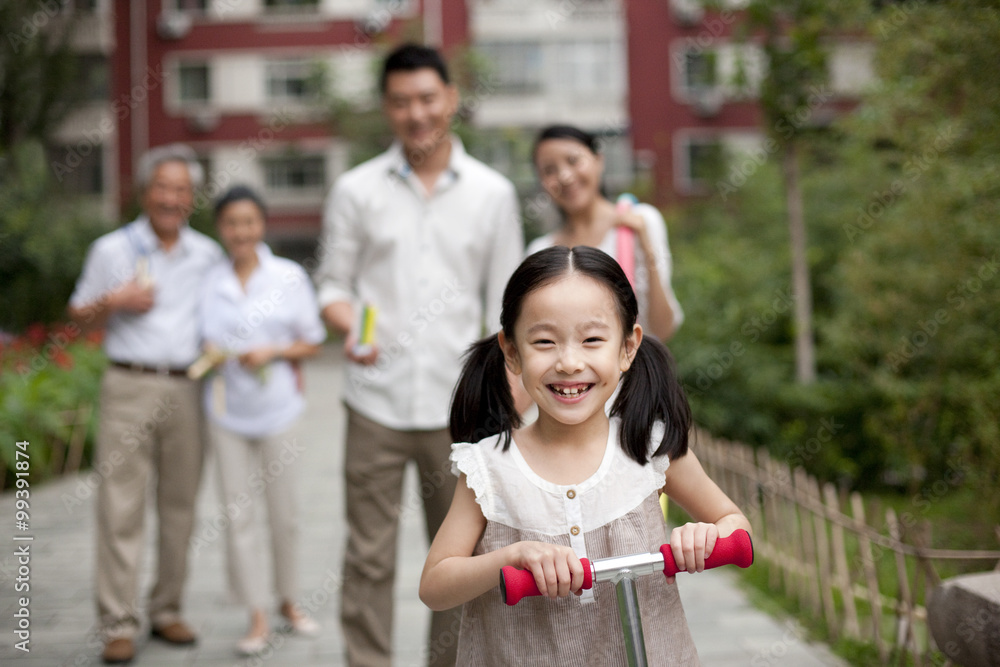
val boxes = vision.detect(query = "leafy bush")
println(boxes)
[0,324,106,488]
[0,141,109,332]
[668,131,998,520]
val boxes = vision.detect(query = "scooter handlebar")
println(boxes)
[660,527,754,578]
[500,529,753,606]
[500,558,594,606]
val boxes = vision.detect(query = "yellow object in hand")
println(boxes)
[354,303,377,356]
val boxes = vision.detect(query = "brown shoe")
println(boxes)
[150,620,198,645]
[102,637,134,664]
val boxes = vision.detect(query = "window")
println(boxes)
[552,40,623,95]
[476,43,543,95]
[678,137,724,193]
[77,54,109,101]
[263,156,326,193]
[682,48,718,92]
[266,59,319,103]
[67,0,99,12]
[47,145,104,195]
[178,62,210,105]
[263,0,319,12]
[173,0,208,11]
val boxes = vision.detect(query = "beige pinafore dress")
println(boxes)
[449,419,700,666]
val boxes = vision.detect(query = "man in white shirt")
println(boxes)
[68,144,223,665]
[316,44,524,667]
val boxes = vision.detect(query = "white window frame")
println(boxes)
[175,60,212,107]
[265,58,319,104]
[262,154,327,196]
[674,132,725,195]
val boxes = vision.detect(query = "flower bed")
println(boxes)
[0,323,106,489]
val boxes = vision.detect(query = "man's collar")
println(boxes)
[388,135,467,179]
[132,215,193,253]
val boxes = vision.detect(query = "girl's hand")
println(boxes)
[511,541,585,599]
[666,522,719,584]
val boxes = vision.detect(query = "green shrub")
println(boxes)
[0,324,106,487]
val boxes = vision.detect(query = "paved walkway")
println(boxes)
[1,346,848,666]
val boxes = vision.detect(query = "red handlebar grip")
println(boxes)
[660,528,754,578]
[500,558,593,606]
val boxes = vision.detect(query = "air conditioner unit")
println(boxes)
[157,11,192,40]
[186,109,220,133]
[356,9,392,37]
[670,0,705,27]
[691,88,724,118]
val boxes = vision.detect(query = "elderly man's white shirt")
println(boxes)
[70,216,223,367]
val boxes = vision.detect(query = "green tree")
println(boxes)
[0,2,104,332]
[737,0,869,384]
[0,0,84,153]
[827,0,1000,505]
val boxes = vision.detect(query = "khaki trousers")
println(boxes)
[94,367,204,639]
[340,408,461,667]
[210,422,300,609]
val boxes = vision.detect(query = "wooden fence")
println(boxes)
[0,403,92,492]
[695,430,1000,665]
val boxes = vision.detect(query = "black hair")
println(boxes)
[532,124,601,164]
[213,184,267,221]
[380,43,450,94]
[449,246,691,465]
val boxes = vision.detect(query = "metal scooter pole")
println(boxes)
[500,529,755,666]
[591,550,670,667]
[614,571,646,666]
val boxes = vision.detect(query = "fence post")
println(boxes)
[795,467,822,618]
[851,492,887,661]
[886,508,919,665]
[809,476,837,639]
[760,450,783,590]
[825,482,860,639]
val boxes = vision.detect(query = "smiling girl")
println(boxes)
[419,246,750,665]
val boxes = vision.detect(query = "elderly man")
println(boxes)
[316,44,524,667]
[68,144,223,664]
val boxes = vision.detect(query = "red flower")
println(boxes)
[26,323,47,347]
[53,348,74,370]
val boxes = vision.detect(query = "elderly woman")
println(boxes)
[199,185,326,655]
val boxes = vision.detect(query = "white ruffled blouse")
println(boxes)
[450,418,669,563]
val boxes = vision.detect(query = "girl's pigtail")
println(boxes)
[449,334,520,449]
[611,337,692,464]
